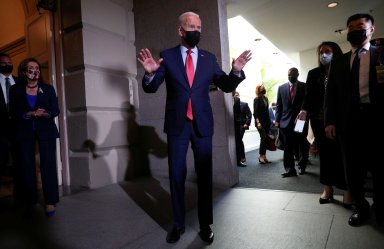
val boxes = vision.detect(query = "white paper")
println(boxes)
[294,120,305,133]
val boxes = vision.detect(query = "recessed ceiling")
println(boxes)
[227,0,384,57]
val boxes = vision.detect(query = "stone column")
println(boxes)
[61,0,137,189]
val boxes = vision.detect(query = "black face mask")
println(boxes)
[260,89,266,94]
[347,29,367,46]
[184,31,201,48]
[0,64,13,74]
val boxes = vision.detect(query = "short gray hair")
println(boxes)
[178,11,199,26]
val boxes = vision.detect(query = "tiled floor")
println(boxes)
[1,147,383,249]
[1,179,383,249]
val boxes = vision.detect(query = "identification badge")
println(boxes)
[376,65,384,83]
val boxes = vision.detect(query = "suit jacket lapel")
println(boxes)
[193,49,206,89]
[343,52,352,85]
[0,82,5,104]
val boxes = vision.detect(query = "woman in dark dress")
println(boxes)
[297,41,352,208]
[253,84,271,164]
[9,57,60,216]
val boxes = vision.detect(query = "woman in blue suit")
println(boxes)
[9,57,60,216]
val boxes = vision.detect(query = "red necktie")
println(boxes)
[290,84,294,100]
[186,49,194,120]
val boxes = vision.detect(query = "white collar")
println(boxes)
[181,45,198,54]
[352,43,370,53]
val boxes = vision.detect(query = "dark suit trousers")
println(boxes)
[343,104,384,214]
[257,126,268,155]
[235,124,246,162]
[16,137,59,205]
[167,119,213,230]
[280,123,296,173]
[0,132,17,182]
[0,135,8,177]
[293,122,309,169]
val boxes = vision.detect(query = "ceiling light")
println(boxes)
[327,2,338,8]
[334,28,347,34]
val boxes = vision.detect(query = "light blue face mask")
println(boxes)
[320,53,333,65]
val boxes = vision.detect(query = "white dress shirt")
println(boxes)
[0,74,16,104]
[351,43,371,103]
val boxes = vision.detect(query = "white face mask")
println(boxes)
[319,53,333,65]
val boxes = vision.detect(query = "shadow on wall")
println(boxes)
[80,115,113,188]
[125,104,168,179]
[120,104,173,229]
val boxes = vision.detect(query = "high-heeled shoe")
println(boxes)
[45,204,56,217]
[46,210,56,217]
[342,192,353,210]
[258,157,267,164]
[319,189,334,204]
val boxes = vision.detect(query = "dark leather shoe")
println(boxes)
[199,225,214,244]
[281,170,297,178]
[166,227,185,243]
[348,211,370,227]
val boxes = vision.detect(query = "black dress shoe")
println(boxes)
[348,211,370,227]
[199,225,214,244]
[281,170,297,178]
[166,227,185,243]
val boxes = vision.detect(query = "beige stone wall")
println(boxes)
[62,0,136,188]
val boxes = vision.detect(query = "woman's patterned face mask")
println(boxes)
[26,68,40,80]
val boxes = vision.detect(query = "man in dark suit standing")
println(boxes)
[138,11,251,244]
[325,13,384,227]
[275,68,308,177]
[0,53,17,184]
[268,102,277,137]
[233,91,252,167]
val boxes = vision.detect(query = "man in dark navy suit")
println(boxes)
[325,13,384,227]
[0,53,17,185]
[275,68,308,177]
[233,91,252,166]
[268,102,277,137]
[138,11,251,244]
